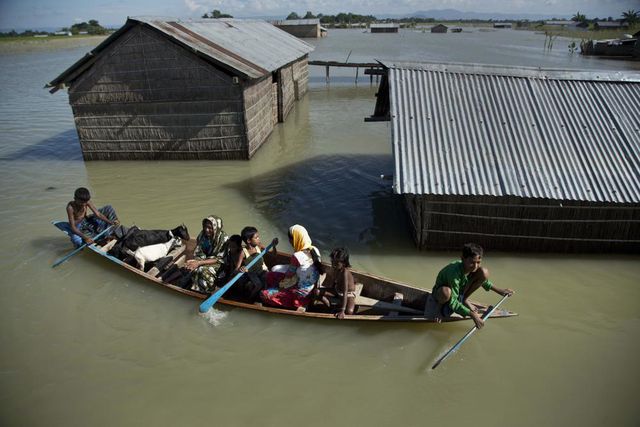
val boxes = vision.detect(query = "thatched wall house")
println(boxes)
[430,24,448,33]
[272,19,325,38]
[368,61,640,253]
[47,17,314,160]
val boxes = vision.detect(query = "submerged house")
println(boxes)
[47,17,314,160]
[430,24,448,33]
[370,23,399,33]
[368,61,640,252]
[272,19,326,38]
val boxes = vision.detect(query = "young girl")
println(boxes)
[322,247,357,319]
[233,226,278,299]
[260,224,325,309]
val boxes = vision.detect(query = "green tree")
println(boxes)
[286,12,300,20]
[202,10,233,18]
[622,9,639,25]
[571,11,587,23]
[303,11,315,19]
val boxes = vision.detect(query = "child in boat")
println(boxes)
[260,224,325,309]
[186,215,229,293]
[63,187,119,247]
[318,247,356,319]
[427,243,514,328]
[234,226,278,294]
[215,234,243,287]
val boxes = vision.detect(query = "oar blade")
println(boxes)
[431,294,511,370]
[51,224,114,268]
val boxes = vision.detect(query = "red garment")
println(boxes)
[260,287,312,308]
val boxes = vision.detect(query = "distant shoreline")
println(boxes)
[0,35,108,54]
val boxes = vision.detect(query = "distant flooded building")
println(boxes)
[47,17,314,160]
[545,20,588,30]
[450,27,462,33]
[272,18,326,38]
[594,21,629,30]
[493,22,513,28]
[368,61,640,253]
[370,23,399,33]
[430,24,448,33]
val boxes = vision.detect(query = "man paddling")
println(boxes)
[428,243,514,328]
[63,187,119,247]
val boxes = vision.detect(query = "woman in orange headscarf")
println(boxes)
[260,224,325,309]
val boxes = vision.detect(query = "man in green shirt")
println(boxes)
[431,243,513,328]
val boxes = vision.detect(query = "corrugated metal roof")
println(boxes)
[48,17,314,87]
[371,23,400,28]
[137,17,314,79]
[380,60,640,203]
[272,19,320,26]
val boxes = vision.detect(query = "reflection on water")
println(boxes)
[0,28,639,427]
[225,153,406,252]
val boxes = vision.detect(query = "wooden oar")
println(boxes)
[199,242,274,313]
[431,294,511,370]
[52,224,114,268]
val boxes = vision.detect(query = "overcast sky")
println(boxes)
[1,0,637,30]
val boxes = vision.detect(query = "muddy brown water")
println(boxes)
[0,28,638,426]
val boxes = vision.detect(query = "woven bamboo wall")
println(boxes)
[271,82,278,125]
[243,76,275,157]
[68,25,247,160]
[292,57,309,100]
[405,194,640,253]
[277,65,295,122]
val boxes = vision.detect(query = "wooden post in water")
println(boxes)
[355,67,359,84]
[326,65,330,83]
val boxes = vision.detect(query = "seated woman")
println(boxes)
[185,215,228,293]
[260,224,325,309]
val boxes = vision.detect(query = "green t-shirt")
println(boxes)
[432,260,492,316]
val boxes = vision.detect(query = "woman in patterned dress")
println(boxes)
[186,215,228,293]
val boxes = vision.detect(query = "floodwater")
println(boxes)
[1,28,639,426]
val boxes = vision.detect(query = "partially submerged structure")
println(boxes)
[272,19,326,38]
[47,17,314,160]
[368,61,640,252]
[544,20,588,30]
[430,24,448,33]
[581,35,639,58]
[370,23,399,33]
[594,21,629,30]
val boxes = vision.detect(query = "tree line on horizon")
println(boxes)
[284,10,639,27]
[0,20,109,38]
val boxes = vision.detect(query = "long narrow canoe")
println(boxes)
[53,223,517,322]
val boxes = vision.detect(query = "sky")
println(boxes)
[0,0,637,30]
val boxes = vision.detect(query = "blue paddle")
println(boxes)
[431,293,511,370]
[199,242,275,313]
[52,224,114,268]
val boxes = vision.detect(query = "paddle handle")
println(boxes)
[431,294,511,370]
[52,224,114,268]
[199,242,274,313]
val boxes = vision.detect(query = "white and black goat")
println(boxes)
[122,224,189,270]
[109,224,189,260]
[128,237,183,270]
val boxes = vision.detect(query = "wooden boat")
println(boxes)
[53,223,517,322]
